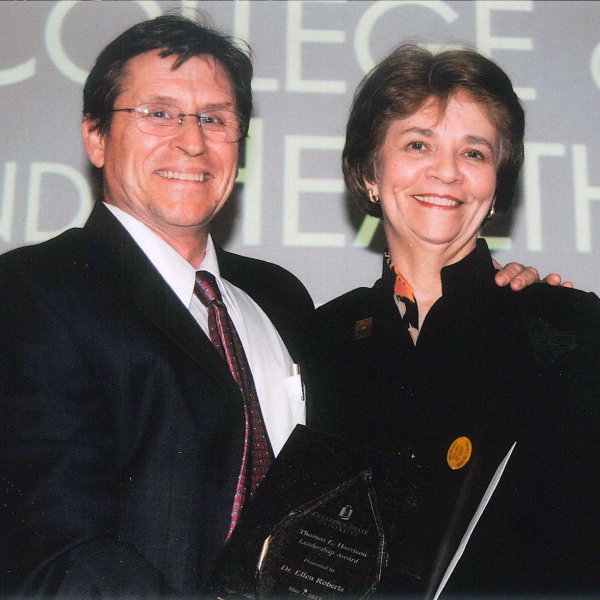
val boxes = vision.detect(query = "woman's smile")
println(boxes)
[413,194,462,207]
[368,91,498,258]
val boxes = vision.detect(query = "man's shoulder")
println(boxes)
[218,247,303,284]
[0,227,90,284]
[218,247,313,310]
[0,229,98,331]
[218,248,315,360]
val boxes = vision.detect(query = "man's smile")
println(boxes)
[156,170,209,182]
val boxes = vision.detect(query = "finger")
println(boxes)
[561,281,574,288]
[541,273,562,286]
[509,266,540,290]
[494,262,531,287]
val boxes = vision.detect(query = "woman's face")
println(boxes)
[368,91,498,258]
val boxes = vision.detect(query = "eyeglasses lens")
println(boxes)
[135,104,240,142]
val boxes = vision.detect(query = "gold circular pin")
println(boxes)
[447,437,472,470]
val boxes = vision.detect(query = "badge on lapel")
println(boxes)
[353,317,373,340]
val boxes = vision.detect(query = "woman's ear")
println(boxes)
[81,118,106,168]
[363,177,379,202]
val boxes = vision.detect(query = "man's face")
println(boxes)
[83,50,239,249]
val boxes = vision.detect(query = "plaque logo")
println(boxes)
[339,505,353,520]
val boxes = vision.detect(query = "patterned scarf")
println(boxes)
[385,250,420,344]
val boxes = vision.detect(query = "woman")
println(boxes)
[310,45,600,597]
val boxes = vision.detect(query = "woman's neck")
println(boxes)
[388,238,476,329]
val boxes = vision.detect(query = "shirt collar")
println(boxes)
[384,249,416,303]
[381,239,497,299]
[103,202,221,309]
[439,238,498,302]
[378,238,499,327]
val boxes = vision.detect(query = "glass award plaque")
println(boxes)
[203,425,426,599]
[255,470,385,598]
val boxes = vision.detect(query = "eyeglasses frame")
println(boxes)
[109,106,244,143]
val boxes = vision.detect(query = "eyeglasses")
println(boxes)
[111,103,242,142]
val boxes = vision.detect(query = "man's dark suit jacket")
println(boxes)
[0,202,314,597]
[309,240,600,597]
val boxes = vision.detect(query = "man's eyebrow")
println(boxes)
[201,101,236,111]
[137,95,235,111]
[140,94,179,104]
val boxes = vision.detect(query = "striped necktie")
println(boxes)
[194,270,273,536]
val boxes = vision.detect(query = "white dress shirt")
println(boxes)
[104,203,305,455]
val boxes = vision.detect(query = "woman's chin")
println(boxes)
[412,228,472,249]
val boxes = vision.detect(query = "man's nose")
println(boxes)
[171,116,207,156]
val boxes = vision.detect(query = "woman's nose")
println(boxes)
[426,150,462,184]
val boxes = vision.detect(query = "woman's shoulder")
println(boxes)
[316,283,379,327]
[506,285,600,364]
[512,284,600,327]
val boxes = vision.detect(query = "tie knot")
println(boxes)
[194,270,223,307]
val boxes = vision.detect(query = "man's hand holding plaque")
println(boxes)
[204,426,427,598]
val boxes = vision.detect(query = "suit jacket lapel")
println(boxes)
[83,203,239,396]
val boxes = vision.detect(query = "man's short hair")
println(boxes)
[83,14,253,140]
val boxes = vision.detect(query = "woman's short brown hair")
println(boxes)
[342,44,525,217]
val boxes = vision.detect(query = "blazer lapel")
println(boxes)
[132,260,236,388]
[84,203,239,396]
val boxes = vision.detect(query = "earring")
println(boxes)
[487,204,495,219]
[368,189,380,204]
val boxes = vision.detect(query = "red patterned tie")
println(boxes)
[194,270,273,537]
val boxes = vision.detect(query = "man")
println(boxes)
[0,16,313,597]
[0,13,561,599]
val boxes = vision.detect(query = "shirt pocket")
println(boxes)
[284,372,305,425]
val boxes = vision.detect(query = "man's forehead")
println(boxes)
[119,50,234,100]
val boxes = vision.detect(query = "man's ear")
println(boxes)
[81,118,106,168]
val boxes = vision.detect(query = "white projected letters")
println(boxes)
[354,1,458,73]
[1,1,599,300]
[180,0,202,20]
[286,1,346,93]
[45,1,88,84]
[45,0,162,84]
[25,163,92,243]
[573,145,600,252]
[353,215,382,248]
[283,135,345,247]
[0,163,17,243]
[523,143,566,251]
[235,118,264,246]
[0,59,36,86]
[475,0,536,101]
[591,41,600,90]
[233,0,279,92]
